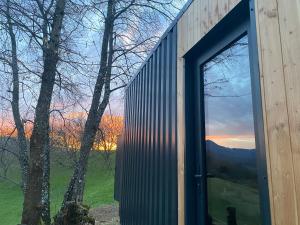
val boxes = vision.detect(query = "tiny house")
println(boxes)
[115,0,300,225]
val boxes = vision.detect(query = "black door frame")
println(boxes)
[184,1,271,225]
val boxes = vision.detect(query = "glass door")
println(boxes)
[201,35,262,225]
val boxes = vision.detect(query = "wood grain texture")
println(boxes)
[177,56,185,225]
[255,0,299,224]
[208,0,219,30]
[177,15,185,225]
[276,0,300,223]
[218,0,229,20]
[177,0,239,57]
[253,1,276,224]
[228,0,240,9]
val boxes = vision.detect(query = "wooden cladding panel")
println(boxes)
[276,2,300,224]
[178,0,300,225]
[255,0,300,224]
[253,1,276,224]
[256,0,297,223]
[177,0,241,57]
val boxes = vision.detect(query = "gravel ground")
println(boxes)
[89,205,120,225]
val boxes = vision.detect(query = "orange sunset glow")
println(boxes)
[0,117,33,138]
[0,113,124,151]
[206,135,255,149]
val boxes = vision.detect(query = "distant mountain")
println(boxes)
[206,140,258,187]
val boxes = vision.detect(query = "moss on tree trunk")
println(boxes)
[53,201,95,225]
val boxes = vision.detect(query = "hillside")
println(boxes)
[206,140,258,187]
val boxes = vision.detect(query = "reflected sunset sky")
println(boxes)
[204,36,256,150]
[206,135,255,149]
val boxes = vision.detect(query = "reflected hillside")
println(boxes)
[206,140,258,188]
[206,140,261,225]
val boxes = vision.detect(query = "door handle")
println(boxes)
[194,173,215,178]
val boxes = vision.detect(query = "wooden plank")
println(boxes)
[184,8,190,56]
[188,2,194,49]
[198,0,205,38]
[218,0,229,20]
[177,57,185,225]
[207,0,213,29]
[201,0,209,37]
[178,0,237,57]
[228,0,240,10]
[208,0,219,30]
[194,0,201,44]
[179,15,184,56]
[276,0,300,222]
[253,1,276,224]
[177,14,184,225]
[255,0,299,224]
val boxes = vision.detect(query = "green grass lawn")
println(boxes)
[0,151,116,225]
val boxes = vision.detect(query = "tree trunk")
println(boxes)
[21,0,67,224]
[5,0,29,193]
[62,0,115,206]
[41,131,51,225]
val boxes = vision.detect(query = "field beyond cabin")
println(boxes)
[0,149,116,225]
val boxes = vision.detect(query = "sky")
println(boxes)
[0,0,187,134]
[0,3,256,150]
[0,0,259,151]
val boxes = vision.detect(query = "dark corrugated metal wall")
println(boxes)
[116,25,178,225]
[114,135,123,202]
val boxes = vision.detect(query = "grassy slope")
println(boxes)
[0,151,116,225]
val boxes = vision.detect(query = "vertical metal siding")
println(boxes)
[116,25,178,225]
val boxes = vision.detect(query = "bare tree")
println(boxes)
[0,0,29,193]
[21,0,68,224]
[61,0,179,207]
[62,0,116,205]
[0,0,181,223]
[0,0,89,222]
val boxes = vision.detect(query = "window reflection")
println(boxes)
[203,36,262,225]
